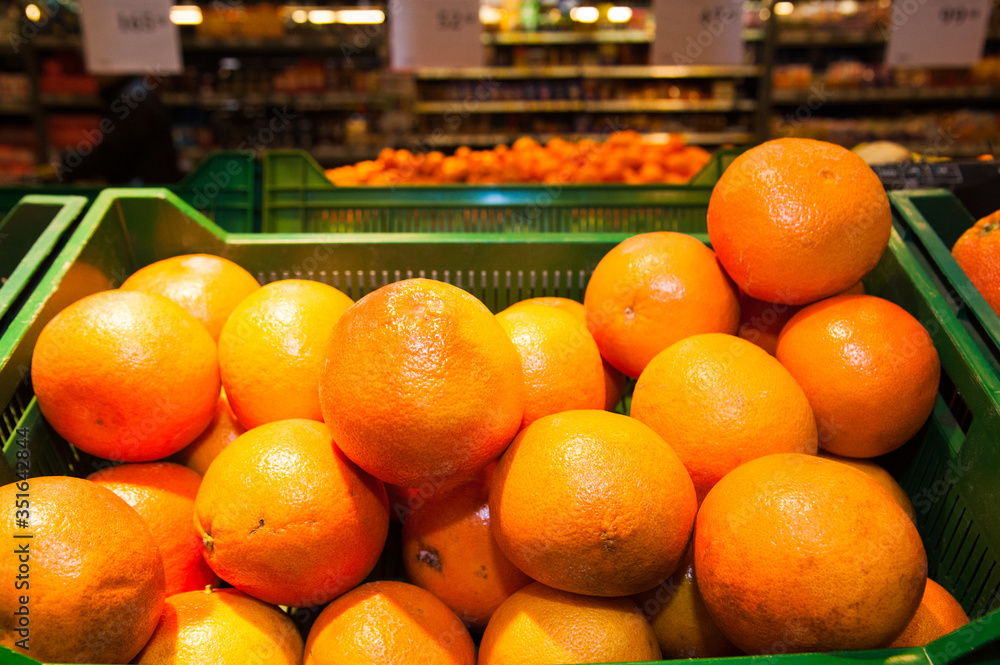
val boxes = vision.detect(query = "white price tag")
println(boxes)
[652,0,745,66]
[78,0,182,75]
[390,0,484,70]
[885,0,991,68]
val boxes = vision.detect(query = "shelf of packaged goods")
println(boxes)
[414,65,764,80]
[773,27,1000,46]
[159,91,392,111]
[30,33,382,52]
[418,131,754,148]
[414,99,756,114]
[482,29,652,45]
[772,85,1000,105]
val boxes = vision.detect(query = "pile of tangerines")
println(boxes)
[0,138,977,665]
[324,132,713,186]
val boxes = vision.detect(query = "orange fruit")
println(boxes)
[887,579,970,648]
[402,469,532,628]
[695,453,927,654]
[0,476,165,663]
[31,290,220,462]
[319,278,526,488]
[952,208,1000,317]
[172,389,246,476]
[120,254,260,341]
[218,279,354,429]
[776,294,940,457]
[708,138,891,305]
[818,451,916,522]
[134,587,303,664]
[88,462,217,596]
[634,542,741,659]
[584,232,740,379]
[304,580,476,665]
[631,333,817,502]
[386,483,421,524]
[490,410,696,596]
[478,582,661,664]
[496,304,605,427]
[194,419,389,608]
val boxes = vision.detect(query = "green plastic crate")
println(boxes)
[2,189,1000,664]
[261,148,742,233]
[0,152,258,233]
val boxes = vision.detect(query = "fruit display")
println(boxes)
[3,137,984,665]
[953,207,1000,318]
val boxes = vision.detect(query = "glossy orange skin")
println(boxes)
[584,232,740,379]
[478,582,661,665]
[120,253,260,341]
[0,477,165,663]
[631,333,818,503]
[304,581,476,665]
[218,279,354,429]
[31,290,220,462]
[88,462,217,596]
[172,390,246,476]
[777,295,940,458]
[818,451,917,522]
[319,278,526,488]
[952,209,1000,317]
[695,453,927,654]
[490,410,697,597]
[135,588,303,664]
[194,419,389,608]
[708,138,891,305]
[887,579,970,648]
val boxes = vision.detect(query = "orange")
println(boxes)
[496,304,605,427]
[218,279,354,429]
[695,453,927,654]
[402,469,532,628]
[304,580,476,665]
[172,389,246,476]
[478,582,661,665]
[88,462,217,596]
[887,579,970,648]
[31,290,220,462]
[634,542,741,659]
[120,253,260,341]
[134,587,303,664]
[584,232,740,379]
[952,208,1000,317]
[776,294,940,457]
[708,138,892,305]
[194,419,389,608]
[503,297,627,411]
[319,278,526,488]
[387,483,421,523]
[818,451,917,522]
[490,410,696,596]
[631,333,817,502]
[0,476,164,663]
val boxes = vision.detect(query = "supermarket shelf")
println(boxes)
[159,91,392,110]
[421,131,754,147]
[774,27,1000,46]
[31,35,81,49]
[482,29,653,45]
[0,102,32,116]
[772,85,1000,105]
[30,33,381,52]
[414,65,764,80]
[39,94,100,109]
[415,99,756,114]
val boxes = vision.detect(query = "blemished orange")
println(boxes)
[584,232,740,379]
[31,290,220,462]
[887,579,970,648]
[490,410,696,597]
[172,389,246,476]
[776,295,940,458]
[120,253,260,341]
[818,451,917,522]
[88,462,217,596]
[708,138,892,305]
[478,582,661,665]
[194,419,389,608]
[134,587,303,664]
[304,580,476,665]
[695,453,927,654]
[402,470,533,629]
[319,278,526,488]
[0,476,165,663]
[496,304,605,427]
[634,542,741,659]
[631,333,818,502]
[218,279,354,429]
[952,208,1000,317]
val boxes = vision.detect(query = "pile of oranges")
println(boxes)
[0,138,977,665]
[324,132,713,186]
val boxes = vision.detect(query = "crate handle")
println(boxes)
[926,610,1000,664]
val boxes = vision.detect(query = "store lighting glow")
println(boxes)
[24,3,41,21]
[773,1,794,16]
[837,0,859,14]
[170,5,203,25]
[569,6,599,23]
[336,9,385,24]
[308,9,337,24]
[607,6,632,23]
[291,9,308,23]
[480,5,502,25]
